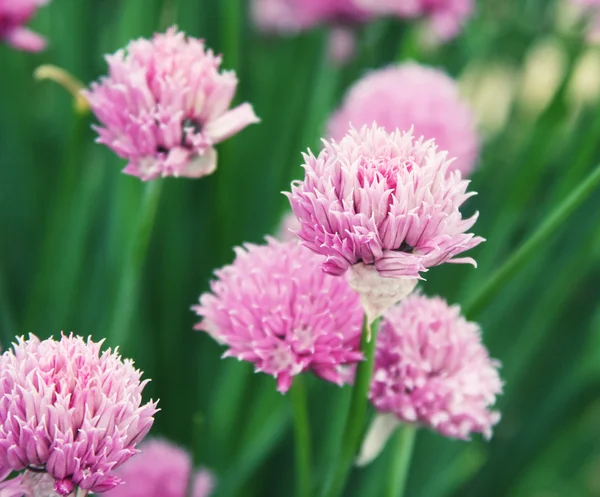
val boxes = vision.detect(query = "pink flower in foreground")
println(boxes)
[194,238,364,393]
[370,293,502,439]
[84,27,259,181]
[286,125,483,319]
[104,439,213,497]
[252,0,368,33]
[0,0,49,52]
[328,62,479,177]
[355,0,474,40]
[0,334,158,495]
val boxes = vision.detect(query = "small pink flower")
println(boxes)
[0,467,26,497]
[104,439,214,497]
[0,0,49,52]
[328,62,479,177]
[0,334,158,495]
[370,293,502,439]
[84,27,259,181]
[286,125,483,279]
[193,238,364,393]
[252,0,368,33]
[355,0,474,40]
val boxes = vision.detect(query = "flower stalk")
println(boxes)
[386,424,417,497]
[290,376,312,497]
[323,315,381,497]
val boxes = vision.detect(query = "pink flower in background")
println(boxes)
[328,62,479,177]
[370,293,502,439]
[0,0,49,52]
[104,439,214,497]
[252,0,368,33]
[0,334,158,495]
[194,238,364,393]
[286,125,483,279]
[0,468,26,497]
[355,0,474,40]
[84,27,259,181]
[276,211,301,242]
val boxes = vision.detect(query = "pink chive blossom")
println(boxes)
[252,0,368,34]
[0,0,49,52]
[0,334,158,496]
[355,0,474,40]
[193,238,364,393]
[328,62,479,177]
[286,125,483,303]
[104,439,213,497]
[370,293,502,439]
[84,27,259,181]
[0,468,26,497]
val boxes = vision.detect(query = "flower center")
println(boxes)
[357,156,414,192]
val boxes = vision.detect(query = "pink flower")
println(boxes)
[0,334,158,495]
[328,62,479,177]
[84,27,259,181]
[252,0,368,33]
[0,468,26,497]
[104,439,213,497]
[286,125,483,280]
[355,0,474,40]
[193,238,364,393]
[370,293,502,439]
[0,0,49,52]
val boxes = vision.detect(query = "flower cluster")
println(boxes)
[194,238,364,393]
[356,0,474,40]
[370,294,502,439]
[84,27,259,181]
[0,334,158,495]
[251,0,368,34]
[328,62,479,177]
[104,439,214,497]
[0,0,49,51]
[287,125,483,280]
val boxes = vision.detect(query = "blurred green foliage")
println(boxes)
[1,0,600,496]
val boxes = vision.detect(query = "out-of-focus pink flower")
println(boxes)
[104,439,213,497]
[252,0,368,34]
[0,0,49,52]
[328,62,479,177]
[571,0,600,41]
[194,238,364,393]
[276,212,301,242]
[286,125,483,278]
[355,0,474,40]
[0,334,158,496]
[84,27,259,181]
[370,293,502,439]
[328,26,357,65]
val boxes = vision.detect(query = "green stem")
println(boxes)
[464,164,600,319]
[386,425,417,497]
[323,316,381,497]
[108,180,163,348]
[290,376,312,497]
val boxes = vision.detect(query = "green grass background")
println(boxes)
[1,0,600,496]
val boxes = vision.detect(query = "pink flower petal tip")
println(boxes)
[104,439,214,497]
[0,0,49,52]
[0,333,158,495]
[194,237,365,393]
[286,124,484,281]
[328,62,480,177]
[84,26,259,181]
[370,293,502,440]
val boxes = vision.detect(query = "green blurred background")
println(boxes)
[1,0,600,496]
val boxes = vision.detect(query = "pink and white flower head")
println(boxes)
[328,62,479,177]
[355,0,474,40]
[193,237,364,393]
[104,439,213,497]
[0,334,158,496]
[84,27,259,181]
[370,293,502,439]
[252,0,368,33]
[286,125,483,321]
[0,0,49,52]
